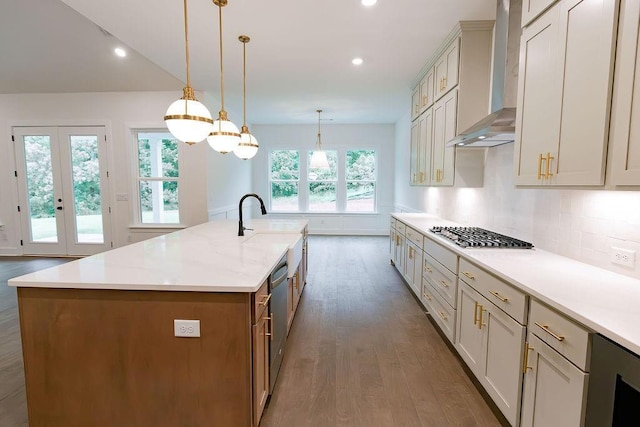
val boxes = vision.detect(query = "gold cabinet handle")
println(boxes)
[534,322,565,342]
[537,153,544,180]
[443,76,447,88]
[473,301,479,326]
[419,172,424,183]
[264,315,273,341]
[424,291,432,301]
[462,271,475,280]
[439,279,449,288]
[523,341,534,374]
[489,290,508,303]
[422,95,427,106]
[424,265,433,274]
[259,293,272,307]
[438,311,448,321]
[478,305,485,330]
[408,246,413,260]
[545,152,555,178]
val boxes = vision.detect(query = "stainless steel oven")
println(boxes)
[268,254,288,393]
[585,334,640,426]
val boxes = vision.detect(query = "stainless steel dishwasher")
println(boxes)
[268,254,288,393]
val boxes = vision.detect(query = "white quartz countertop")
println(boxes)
[392,213,640,356]
[8,219,308,293]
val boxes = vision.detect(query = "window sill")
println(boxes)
[267,212,379,216]
[129,224,187,231]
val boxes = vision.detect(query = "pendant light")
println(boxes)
[310,109,330,169]
[233,35,259,160]
[207,0,241,154]
[164,0,213,145]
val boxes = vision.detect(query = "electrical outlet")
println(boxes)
[611,247,636,268]
[174,319,200,337]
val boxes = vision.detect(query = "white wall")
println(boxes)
[251,123,395,235]
[0,91,251,254]
[394,118,640,280]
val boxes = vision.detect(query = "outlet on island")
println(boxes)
[611,247,636,268]
[174,319,200,337]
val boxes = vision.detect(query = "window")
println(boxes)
[269,148,377,213]
[346,150,376,212]
[134,131,179,224]
[308,150,337,211]
[270,150,299,212]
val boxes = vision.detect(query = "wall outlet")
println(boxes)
[611,247,636,268]
[174,319,200,337]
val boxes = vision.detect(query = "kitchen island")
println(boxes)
[8,219,308,427]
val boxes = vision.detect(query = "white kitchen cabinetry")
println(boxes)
[520,300,591,427]
[431,90,457,186]
[610,0,640,185]
[404,240,422,297]
[408,21,492,187]
[456,274,526,426]
[410,121,420,185]
[434,38,460,100]
[514,0,618,186]
[411,86,420,121]
[419,69,435,114]
[521,0,557,26]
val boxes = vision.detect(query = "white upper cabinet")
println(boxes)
[410,121,420,185]
[435,38,460,100]
[514,0,618,186]
[431,90,457,186]
[522,0,558,26]
[411,86,420,122]
[610,0,640,185]
[419,69,435,114]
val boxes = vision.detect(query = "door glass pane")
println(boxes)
[271,182,298,211]
[70,135,104,243]
[139,181,180,223]
[346,182,375,212]
[309,182,336,211]
[23,136,57,242]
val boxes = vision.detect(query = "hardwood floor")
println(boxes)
[0,257,75,427]
[0,239,504,427]
[261,236,505,427]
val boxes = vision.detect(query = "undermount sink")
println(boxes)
[242,233,303,278]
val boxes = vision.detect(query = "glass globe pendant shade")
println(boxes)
[207,111,241,154]
[164,88,214,144]
[234,127,259,160]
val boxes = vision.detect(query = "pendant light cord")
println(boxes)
[218,2,225,111]
[242,39,246,126]
[317,110,322,148]
[183,0,191,89]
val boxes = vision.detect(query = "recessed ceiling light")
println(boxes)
[114,47,127,58]
[362,0,377,6]
[478,135,486,139]
[352,57,364,65]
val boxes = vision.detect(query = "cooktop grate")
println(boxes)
[429,226,534,249]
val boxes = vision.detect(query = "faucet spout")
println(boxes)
[238,193,267,236]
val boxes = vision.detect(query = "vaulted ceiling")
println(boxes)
[2,0,496,124]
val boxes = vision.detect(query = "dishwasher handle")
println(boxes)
[270,260,288,289]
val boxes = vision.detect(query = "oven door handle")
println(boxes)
[270,260,288,288]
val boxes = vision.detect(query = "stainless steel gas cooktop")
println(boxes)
[429,226,534,249]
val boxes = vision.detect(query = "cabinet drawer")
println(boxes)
[390,217,397,230]
[396,221,406,235]
[252,280,270,324]
[422,281,456,343]
[459,258,527,325]
[423,254,457,309]
[529,299,591,371]
[424,238,458,274]
[405,226,424,249]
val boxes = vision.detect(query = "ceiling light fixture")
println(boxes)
[309,109,330,170]
[352,57,363,65]
[233,35,259,160]
[207,0,240,154]
[114,47,127,57]
[164,0,214,145]
[361,0,378,6]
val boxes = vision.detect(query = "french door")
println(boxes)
[14,126,112,256]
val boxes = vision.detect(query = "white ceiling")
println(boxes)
[2,0,496,124]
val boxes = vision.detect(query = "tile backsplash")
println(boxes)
[415,143,640,280]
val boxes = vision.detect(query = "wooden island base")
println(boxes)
[18,287,255,427]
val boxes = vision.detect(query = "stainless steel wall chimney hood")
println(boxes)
[448,0,521,148]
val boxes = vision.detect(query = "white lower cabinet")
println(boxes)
[521,332,589,427]
[404,239,422,297]
[455,280,526,426]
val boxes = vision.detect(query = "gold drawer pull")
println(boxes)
[438,311,448,321]
[473,301,479,326]
[534,322,565,342]
[439,279,449,288]
[424,292,432,301]
[478,305,485,330]
[523,341,534,374]
[462,271,475,280]
[537,153,544,180]
[545,152,555,178]
[259,293,272,306]
[264,316,273,341]
[424,266,433,273]
[489,290,508,303]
